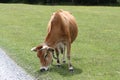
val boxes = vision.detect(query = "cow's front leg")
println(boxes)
[55,49,61,67]
[67,42,74,72]
[60,45,66,63]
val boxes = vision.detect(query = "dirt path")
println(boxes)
[0,48,34,80]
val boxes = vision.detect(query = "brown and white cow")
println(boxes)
[31,9,78,72]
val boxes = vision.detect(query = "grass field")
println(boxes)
[0,4,120,80]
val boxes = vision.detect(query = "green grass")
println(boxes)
[0,4,120,80]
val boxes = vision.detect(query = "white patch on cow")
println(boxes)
[41,44,49,50]
[69,66,73,70]
[40,66,49,71]
[31,47,36,51]
[43,45,48,49]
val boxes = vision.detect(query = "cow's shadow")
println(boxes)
[35,64,82,77]
[51,64,82,76]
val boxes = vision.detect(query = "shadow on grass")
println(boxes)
[35,64,82,78]
[51,64,83,76]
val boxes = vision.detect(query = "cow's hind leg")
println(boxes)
[67,43,74,72]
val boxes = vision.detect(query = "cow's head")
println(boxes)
[31,44,54,72]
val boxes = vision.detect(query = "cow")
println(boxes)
[31,9,78,72]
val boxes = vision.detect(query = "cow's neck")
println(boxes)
[44,33,57,48]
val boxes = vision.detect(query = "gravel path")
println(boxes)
[0,48,34,80]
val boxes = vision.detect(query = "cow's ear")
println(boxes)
[31,47,37,52]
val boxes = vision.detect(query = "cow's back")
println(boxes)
[60,11,78,43]
[46,10,78,47]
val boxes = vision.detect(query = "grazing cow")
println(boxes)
[31,9,78,72]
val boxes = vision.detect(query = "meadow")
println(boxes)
[0,4,120,80]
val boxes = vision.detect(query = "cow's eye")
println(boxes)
[44,52,49,58]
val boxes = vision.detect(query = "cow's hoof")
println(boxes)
[56,64,61,68]
[69,69,74,73]
[57,65,61,68]
[62,60,66,63]
[69,67,74,73]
